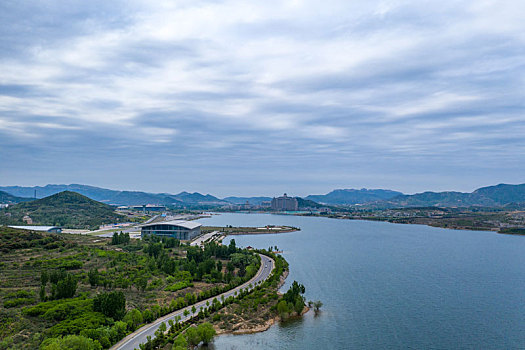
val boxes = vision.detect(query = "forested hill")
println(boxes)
[0,190,33,204]
[383,183,525,208]
[0,191,124,229]
[305,188,403,205]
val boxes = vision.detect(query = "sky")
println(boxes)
[1,0,524,197]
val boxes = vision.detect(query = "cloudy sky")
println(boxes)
[1,0,524,197]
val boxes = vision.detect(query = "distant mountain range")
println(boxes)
[223,196,272,205]
[0,191,124,229]
[0,184,226,206]
[305,189,403,205]
[384,183,525,208]
[0,183,524,208]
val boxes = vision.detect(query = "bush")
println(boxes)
[40,334,102,350]
[46,313,108,338]
[3,297,35,308]
[165,281,193,292]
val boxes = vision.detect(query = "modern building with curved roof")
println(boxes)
[9,225,62,233]
[140,220,201,240]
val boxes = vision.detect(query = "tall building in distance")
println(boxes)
[271,193,298,211]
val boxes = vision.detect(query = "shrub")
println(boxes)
[40,334,102,350]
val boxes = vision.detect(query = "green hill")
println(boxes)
[305,188,403,205]
[0,190,33,204]
[383,183,525,208]
[0,191,124,229]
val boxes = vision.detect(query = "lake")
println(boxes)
[199,213,525,350]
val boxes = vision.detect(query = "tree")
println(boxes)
[41,270,49,286]
[94,291,126,320]
[313,300,323,313]
[172,334,187,350]
[197,323,216,345]
[277,300,289,318]
[294,298,304,314]
[54,273,77,299]
[185,326,200,347]
[123,308,143,330]
[88,268,99,287]
[228,239,236,255]
[226,262,235,275]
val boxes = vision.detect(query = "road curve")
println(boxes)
[111,254,275,350]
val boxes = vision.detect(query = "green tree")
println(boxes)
[93,291,126,320]
[277,300,289,318]
[54,273,77,299]
[185,326,200,347]
[172,334,187,350]
[197,322,216,345]
[294,298,304,314]
[313,300,323,313]
[88,268,99,287]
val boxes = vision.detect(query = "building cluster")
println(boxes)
[271,193,298,211]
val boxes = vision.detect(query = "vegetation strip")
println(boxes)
[111,253,274,350]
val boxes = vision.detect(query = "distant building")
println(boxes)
[260,201,271,208]
[9,225,62,233]
[141,220,201,240]
[22,215,33,224]
[271,194,298,211]
[132,205,167,212]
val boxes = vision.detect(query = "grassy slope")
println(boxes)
[0,191,124,229]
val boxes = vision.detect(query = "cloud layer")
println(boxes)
[1,0,524,196]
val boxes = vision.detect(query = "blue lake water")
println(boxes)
[198,213,525,350]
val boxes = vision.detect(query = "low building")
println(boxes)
[141,220,201,240]
[9,225,62,233]
[271,193,298,211]
[131,205,168,213]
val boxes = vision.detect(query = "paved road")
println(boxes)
[111,254,275,350]
[190,231,220,247]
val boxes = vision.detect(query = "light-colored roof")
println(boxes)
[141,220,202,230]
[9,225,61,231]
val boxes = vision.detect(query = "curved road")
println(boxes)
[112,254,275,350]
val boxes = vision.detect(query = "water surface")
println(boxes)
[199,213,525,349]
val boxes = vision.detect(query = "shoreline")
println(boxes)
[223,211,523,236]
[214,268,291,336]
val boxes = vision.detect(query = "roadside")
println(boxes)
[111,254,275,350]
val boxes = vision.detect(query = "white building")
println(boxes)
[9,225,62,233]
[140,220,201,240]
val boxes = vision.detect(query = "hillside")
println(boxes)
[0,190,33,204]
[383,183,525,208]
[305,188,403,205]
[296,197,325,209]
[473,183,525,204]
[0,184,223,206]
[171,191,226,204]
[223,196,272,205]
[0,191,124,229]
